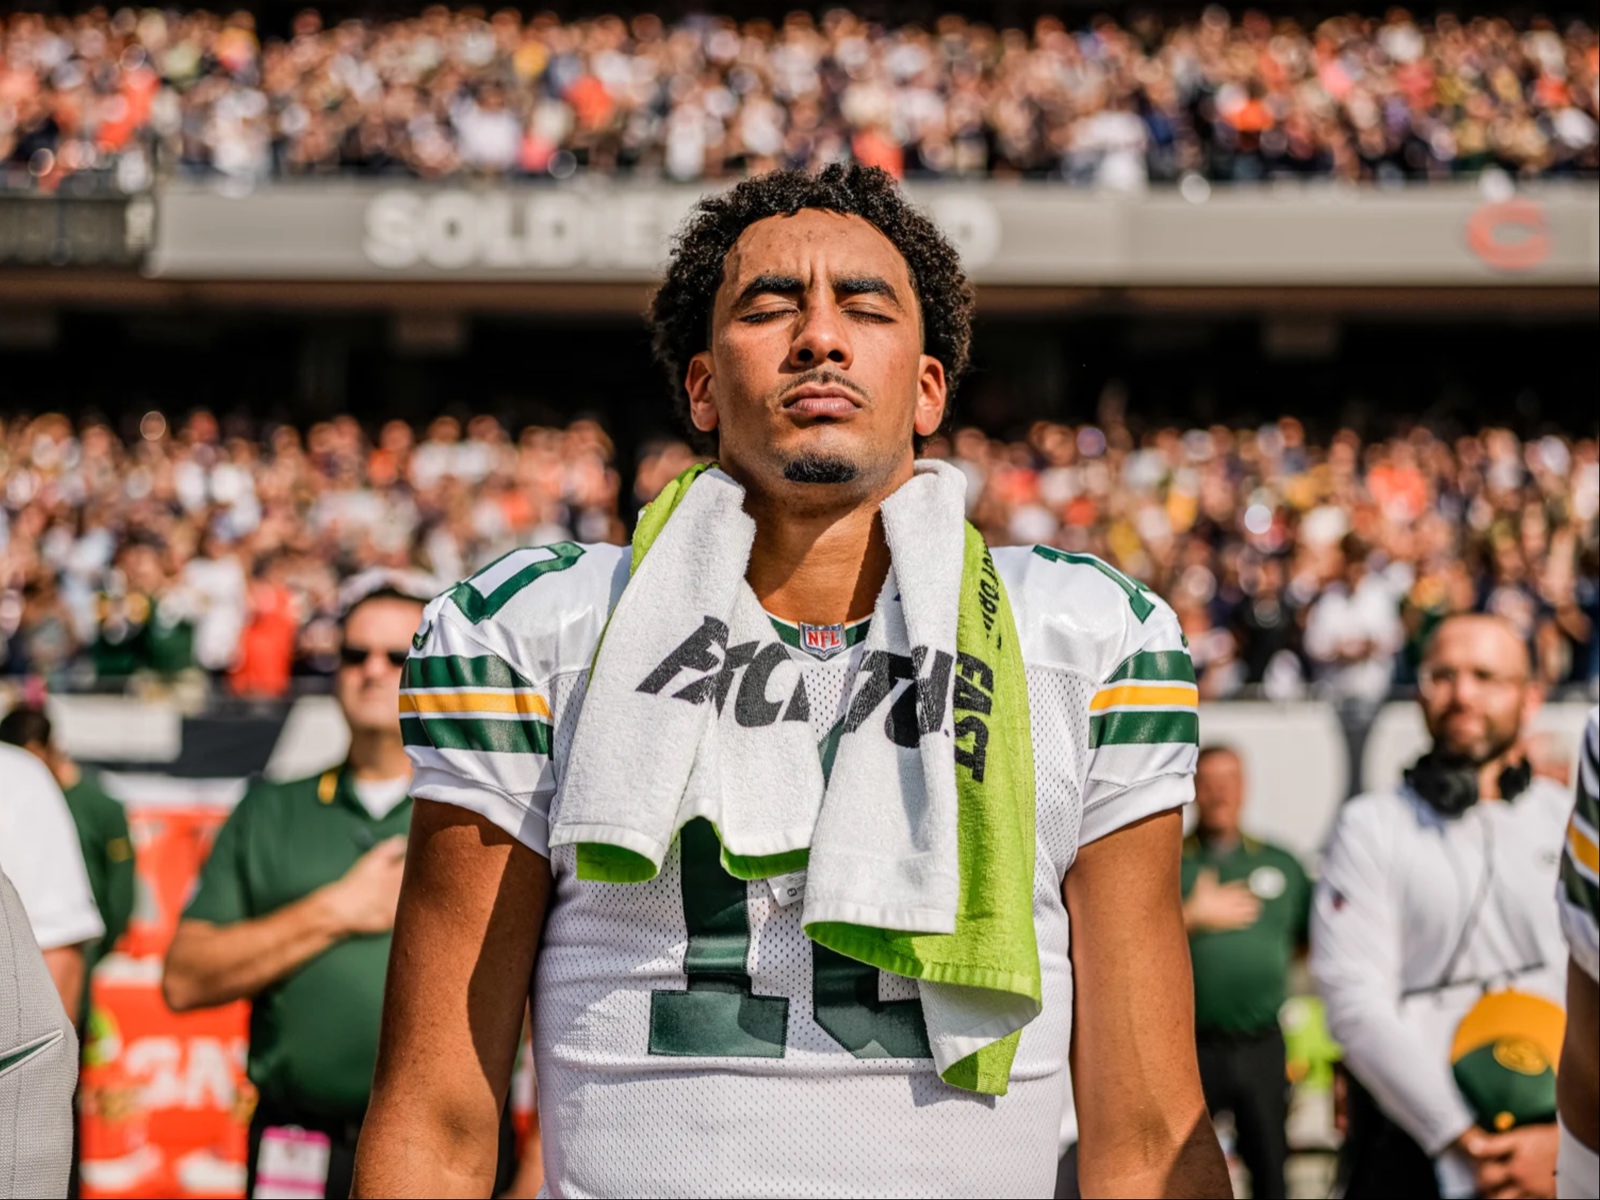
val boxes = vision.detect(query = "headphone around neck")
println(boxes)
[1404,751,1533,817]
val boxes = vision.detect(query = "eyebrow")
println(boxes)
[733,273,905,310]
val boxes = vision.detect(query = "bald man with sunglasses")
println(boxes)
[162,573,519,1200]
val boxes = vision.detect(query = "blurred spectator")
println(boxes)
[0,411,626,693]
[1312,615,1568,1198]
[1182,746,1312,1200]
[1,409,1595,705]
[0,705,134,1031]
[1304,534,1406,708]
[0,8,1594,192]
[0,737,103,1016]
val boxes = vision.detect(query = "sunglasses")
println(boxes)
[339,644,410,669]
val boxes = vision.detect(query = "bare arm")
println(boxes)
[353,799,551,1199]
[42,945,85,1020]
[163,837,405,1012]
[1560,957,1599,1153]
[1067,810,1231,1198]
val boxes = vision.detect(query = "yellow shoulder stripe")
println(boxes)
[1569,817,1599,876]
[1090,683,1199,712]
[400,691,552,718]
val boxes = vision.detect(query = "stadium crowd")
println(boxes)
[2,6,1597,192]
[1,408,1595,705]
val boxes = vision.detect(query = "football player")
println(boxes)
[1558,711,1598,1200]
[353,166,1228,1198]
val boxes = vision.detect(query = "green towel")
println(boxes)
[578,464,1040,1095]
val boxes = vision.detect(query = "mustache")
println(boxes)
[772,369,871,404]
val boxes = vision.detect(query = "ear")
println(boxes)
[1518,680,1544,731]
[685,352,719,434]
[913,354,948,439]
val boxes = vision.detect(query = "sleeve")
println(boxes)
[1079,598,1198,846]
[1310,798,1474,1155]
[182,787,257,925]
[1287,852,1313,946]
[1558,710,1600,983]
[100,795,137,951]
[401,603,557,858]
[0,753,104,951]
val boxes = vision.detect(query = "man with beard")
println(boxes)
[353,166,1228,1198]
[1313,614,1570,1199]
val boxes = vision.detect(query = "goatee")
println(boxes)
[783,455,859,485]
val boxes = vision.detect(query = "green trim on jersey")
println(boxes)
[403,653,536,691]
[765,615,872,652]
[447,542,585,623]
[400,713,552,756]
[1089,709,1200,748]
[1106,649,1197,685]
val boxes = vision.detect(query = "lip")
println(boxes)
[782,384,862,419]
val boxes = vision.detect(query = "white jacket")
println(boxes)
[1310,776,1569,1158]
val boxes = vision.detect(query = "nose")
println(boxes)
[364,649,398,679]
[788,297,852,371]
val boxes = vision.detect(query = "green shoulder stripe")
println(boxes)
[1561,848,1599,918]
[1577,740,1598,824]
[1090,710,1199,749]
[1105,649,1196,686]
[404,654,534,691]
[401,714,553,756]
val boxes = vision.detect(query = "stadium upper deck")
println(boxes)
[1,6,1596,194]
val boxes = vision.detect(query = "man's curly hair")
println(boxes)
[649,165,974,448]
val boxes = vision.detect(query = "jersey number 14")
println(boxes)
[648,819,932,1061]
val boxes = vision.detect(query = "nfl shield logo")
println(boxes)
[799,622,847,661]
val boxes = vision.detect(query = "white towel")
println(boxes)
[550,460,969,939]
[803,461,967,933]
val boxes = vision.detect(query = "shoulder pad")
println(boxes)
[417,542,629,684]
[992,544,1188,682]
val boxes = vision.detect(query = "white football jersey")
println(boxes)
[403,540,1198,1198]
[1560,710,1599,982]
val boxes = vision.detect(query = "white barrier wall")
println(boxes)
[1196,702,1350,863]
[19,695,1594,863]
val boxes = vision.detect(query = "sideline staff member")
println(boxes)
[1182,745,1311,1200]
[1312,614,1569,1199]
[1,705,136,1029]
[160,572,512,1200]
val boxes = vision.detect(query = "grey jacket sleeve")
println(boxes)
[0,868,79,1200]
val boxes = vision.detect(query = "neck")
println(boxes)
[1199,828,1241,851]
[347,728,413,782]
[1476,749,1520,801]
[734,460,913,625]
[54,758,81,791]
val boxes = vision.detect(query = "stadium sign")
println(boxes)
[144,181,1598,286]
[0,193,154,267]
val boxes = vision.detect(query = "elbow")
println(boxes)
[161,956,208,1013]
[161,969,197,1013]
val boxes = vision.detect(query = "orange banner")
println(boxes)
[79,807,251,1199]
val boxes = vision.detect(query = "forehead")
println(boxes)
[720,209,913,295]
[1197,750,1242,775]
[1429,617,1529,673]
[344,596,424,640]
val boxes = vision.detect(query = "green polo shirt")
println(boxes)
[62,769,136,1026]
[183,765,412,1120]
[1181,834,1311,1036]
